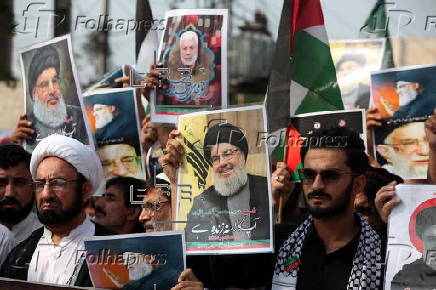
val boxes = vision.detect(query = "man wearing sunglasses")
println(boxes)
[273,127,383,290]
[0,134,113,287]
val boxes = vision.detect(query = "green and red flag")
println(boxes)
[266,0,344,177]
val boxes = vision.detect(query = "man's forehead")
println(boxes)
[303,148,348,169]
[143,187,169,202]
[396,81,414,87]
[93,104,111,109]
[99,145,136,158]
[210,143,238,153]
[391,123,424,139]
[0,162,31,177]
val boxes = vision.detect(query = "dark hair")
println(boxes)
[28,45,60,96]
[144,177,171,199]
[0,144,31,170]
[415,206,436,239]
[300,126,369,175]
[105,177,145,207]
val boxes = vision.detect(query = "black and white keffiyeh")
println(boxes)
[272,214,382,290]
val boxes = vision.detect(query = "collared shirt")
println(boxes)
[0,224,16,266]
[11,211,42,244]
[27,215,95,285]
[296,228,360,290]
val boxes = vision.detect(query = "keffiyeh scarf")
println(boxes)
[272,215,382,290]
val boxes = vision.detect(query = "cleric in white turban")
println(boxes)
[0,134,113,287]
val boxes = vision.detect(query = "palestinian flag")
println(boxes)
[267,0,343,177]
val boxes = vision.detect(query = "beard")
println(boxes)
[213,159,248,197]
[37,188,84,226]
[398,89,417,106]
[305,180,354,219]
[33,93,67,127]
[386,147,428,179]
[0,196,34,224]
[181,53,198,66]
[95,110,114,129]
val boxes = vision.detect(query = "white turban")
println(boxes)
[30,134,103,193]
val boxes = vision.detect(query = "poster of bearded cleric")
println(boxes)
[83,88,145,186]
[84,231,185,289]
[330,38,385,109]
[371,65,436,180]
[175,105,272,254]
[385,184,436,290]
[150,9,228,124]
[19,35,93,151]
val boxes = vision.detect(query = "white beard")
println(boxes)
[213,159,248,197]
[95,110,114,129]
[398,89,417,106]
[181,53,198,66]
[386,146,428,179]
[33,94,67,128]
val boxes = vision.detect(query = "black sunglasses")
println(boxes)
[297,168,355,185]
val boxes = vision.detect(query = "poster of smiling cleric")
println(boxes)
[83,88,145,188]
[84,231,185,289]
[19,35,93,151]
[330,38,385,109]
[371,65,436,180]
[175,105,272,254]
[150,9,228,124]
[384,184,436,290]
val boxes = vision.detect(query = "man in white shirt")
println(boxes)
[0,135,112,287]
[0,145,41,245]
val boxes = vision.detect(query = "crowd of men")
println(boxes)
[0,38,435,290]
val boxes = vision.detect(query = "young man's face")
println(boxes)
[301,148,364,219]
[0,162,34,225]
[33,67,62,109]
[94,184,132,231]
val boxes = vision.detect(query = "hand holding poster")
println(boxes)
[385,184,436,290]
[371,65,436,180]
[175,105,273,254]
[84,231,185,289]
[151,9,228,124]
[19,35,93,151]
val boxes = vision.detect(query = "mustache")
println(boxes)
[142,220,154,229]
[94,206,106,216]
[307,190,331,199]
[217,164,234,173]
[0,196,21,207]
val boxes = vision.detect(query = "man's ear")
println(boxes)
[82,181,93,202]
[352,174,366,196]
[376,144,390,160]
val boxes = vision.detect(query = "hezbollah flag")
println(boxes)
[266,0,344,178]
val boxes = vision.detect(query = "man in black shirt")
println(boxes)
[272,127,383,290]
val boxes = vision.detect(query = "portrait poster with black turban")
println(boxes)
[84,231,185,289]
[83,88,145,193]
[19,35,93,151]
[330,38,385,110]
[385,184,436,290]
[150,9,228,124]
[176,105,273,254]
[371,65,436,180]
